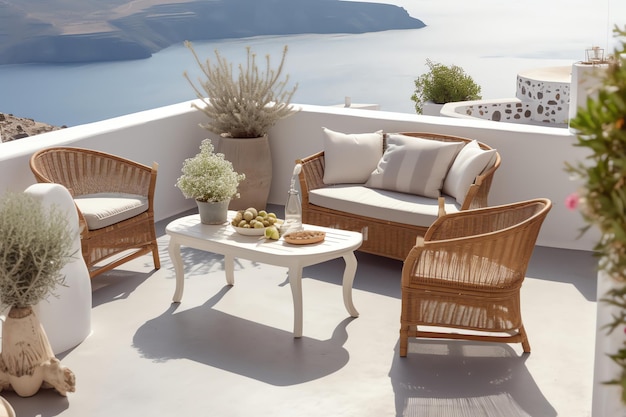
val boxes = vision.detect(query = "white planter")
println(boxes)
[422,101,445,116]
[593,269,626,416]
[26,183,92,355]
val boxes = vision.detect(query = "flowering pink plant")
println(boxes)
[564,192,579,211]
[566,27,626,402]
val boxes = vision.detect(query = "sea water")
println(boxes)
[0,0,624,127]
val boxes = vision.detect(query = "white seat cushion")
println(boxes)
[309,185,460,227]
[74,193,148,230]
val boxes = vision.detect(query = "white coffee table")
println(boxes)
[166,212,363,337]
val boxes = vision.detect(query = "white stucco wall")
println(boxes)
[0,100,598,251]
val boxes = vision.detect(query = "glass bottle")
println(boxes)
[281,163,303,235]
[282,188,302,234]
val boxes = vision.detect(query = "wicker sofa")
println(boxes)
[297,131,501,261]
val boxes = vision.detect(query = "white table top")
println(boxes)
[166,213,363,267]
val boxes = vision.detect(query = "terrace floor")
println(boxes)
[2,206,598,417]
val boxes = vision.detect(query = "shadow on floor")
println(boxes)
[389,340,556,417]
[90,269,157,307]
[132,286,356,386]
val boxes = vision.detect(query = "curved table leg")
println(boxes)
[288,265,304,338]
[169,238,184,303]
[342,252,359,317]
[224,254,235,286]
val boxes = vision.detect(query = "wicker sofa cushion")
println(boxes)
[366,133,464,198]
[322,127,383,184]
[309,185,460,227]
[74,193,149,230]
[443,140,497,204]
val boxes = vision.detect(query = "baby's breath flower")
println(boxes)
[176,139,245,203]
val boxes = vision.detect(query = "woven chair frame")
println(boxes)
[296,132,501,260]
[399,198,552,356]
[30,147,161,279]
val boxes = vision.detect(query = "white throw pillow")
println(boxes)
[443,140,497,204]
[322,127,383,184]
[366,133,464,198]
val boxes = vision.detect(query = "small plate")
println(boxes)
[284,230,326,245]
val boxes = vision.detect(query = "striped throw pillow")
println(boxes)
[366,134,464,198]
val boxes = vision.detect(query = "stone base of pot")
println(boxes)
[0,306,75,397]
[196,200,229,225]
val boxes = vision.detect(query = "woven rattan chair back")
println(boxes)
[399,198,552,356]
[30,147,160,279]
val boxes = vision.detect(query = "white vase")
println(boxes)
[196,200,229,225]
[26,183,92,355]
[422,101,445,116]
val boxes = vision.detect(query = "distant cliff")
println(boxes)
[0,0,425,65]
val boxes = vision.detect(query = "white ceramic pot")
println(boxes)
[422,101,445,116]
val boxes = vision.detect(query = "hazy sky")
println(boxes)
[349,0,626,54]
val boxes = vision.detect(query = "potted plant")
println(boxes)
[411,59,482,115]
[0,192,76,397]
[566,26,626,412]
[184,41,299,210]
[176,138,245,225]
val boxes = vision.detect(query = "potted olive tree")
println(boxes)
[411,59,482,115]
[176,138,245,225]
[0,192,76,397]
[184,41,299,210]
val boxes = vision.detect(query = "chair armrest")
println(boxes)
[458,149,501,210]
[296,151,326,206]
[403,199,551,288]
[424,198,540,241]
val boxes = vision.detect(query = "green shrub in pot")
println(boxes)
[411,59,482,114]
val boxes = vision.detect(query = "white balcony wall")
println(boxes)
[0,100,597,251]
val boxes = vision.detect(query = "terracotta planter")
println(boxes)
[196,200,229,225]
[214,135,272,211]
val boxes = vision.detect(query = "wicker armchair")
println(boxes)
[399,198,552,357]
[30,147,160,278]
